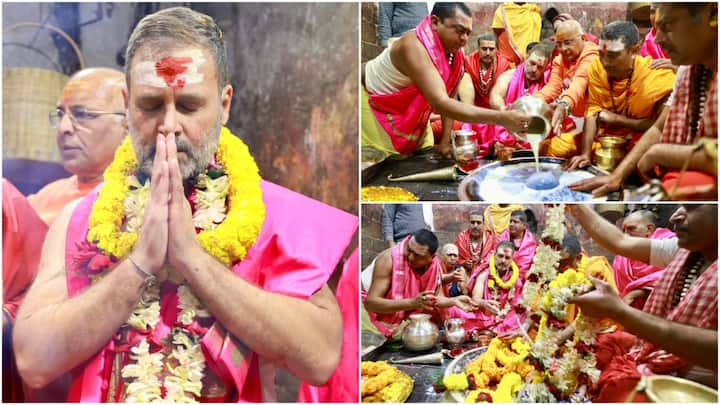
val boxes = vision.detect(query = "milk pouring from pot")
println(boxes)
[508,96,552,172]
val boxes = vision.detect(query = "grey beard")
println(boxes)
[130,117,222,181]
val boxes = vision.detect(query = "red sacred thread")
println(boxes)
[155,56,193,89]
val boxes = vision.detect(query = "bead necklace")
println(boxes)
[469,236,484,261]
[447,53,455,67]
[671,252,705,308]
[478,63,495,95]
[689,65,710,139]
[608,64,634,117]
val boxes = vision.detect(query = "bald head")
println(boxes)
[555,20,584,37]
[440,243,459,267]
[56,67,128,184]
[622,210,657,237]
[64,68,126,111]
[555,20,586,63]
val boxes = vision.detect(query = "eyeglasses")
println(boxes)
[49,106,125,128]
[446,253,458,257]
[470,221,483,225]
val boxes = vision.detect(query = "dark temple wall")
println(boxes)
[361,2,632,62]
[222,3,358,215]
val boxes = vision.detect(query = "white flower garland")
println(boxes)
[515,204,601,402]
[120,175,229,402]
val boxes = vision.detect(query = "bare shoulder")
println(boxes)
[391,32,429,75]
[498,68,515,81]
[373,248,394,277]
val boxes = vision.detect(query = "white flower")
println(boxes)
[165,331,205,402]
[177,285,210,325]
[122,340,164,403]
[542,204,566,242]
[128,301,161,332]
[124,176,151,233]
[192,174,229,230]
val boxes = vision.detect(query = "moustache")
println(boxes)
[144,138,193,159]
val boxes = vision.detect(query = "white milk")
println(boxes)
[525,133,543,172]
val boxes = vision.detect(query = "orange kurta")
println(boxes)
[537,41,599,117]
[27,175,101,226]
[586,55,675,136]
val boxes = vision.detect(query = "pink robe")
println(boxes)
[367,15,464,155]
[366,236,442,337]
[497,229,537,280]
[297,248,359,403]
[639,28,669,60]
[63,180,357,402]
[612,227,676,299]
[446,261,525,334]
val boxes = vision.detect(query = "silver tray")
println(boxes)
[458,157,610,202]
[443,346,487,403]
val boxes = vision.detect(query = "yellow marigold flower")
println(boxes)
[443,373,469,391]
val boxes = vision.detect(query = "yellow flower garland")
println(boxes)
[88,127,265,265]
[488,254,520,290]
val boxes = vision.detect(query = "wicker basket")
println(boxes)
[3,22,85,163]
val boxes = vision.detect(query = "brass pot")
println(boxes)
[594,136,627,171]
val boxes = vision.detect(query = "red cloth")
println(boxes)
[2,179,48,403]
[612,227,676,301]
[661,170,717,200]
[430,118,462,145]
[644,250,717,328]
[297,248,359,402]
[454,228,495,291]
[63,180,358,402]
[639,28,669,60]
[464,52,511,107]
[497,229,537,279]
[593,251,718,402]
[367,16,464,155]
[2,179,48,320]
[368,236,442,337]
[661,65,717,144]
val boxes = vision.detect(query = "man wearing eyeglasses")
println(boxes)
[535,19,599,158]
[27,68,127,226]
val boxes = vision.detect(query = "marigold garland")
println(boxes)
[85,127,265,402]
[488,255,520,290]
[88,127,265,265]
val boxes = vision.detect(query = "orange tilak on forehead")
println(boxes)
[61,77,110,105]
